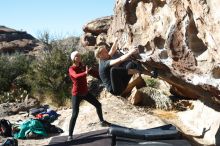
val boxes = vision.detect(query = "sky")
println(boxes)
[0,0,115,38]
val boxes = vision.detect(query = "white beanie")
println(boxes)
[70,51,79,61]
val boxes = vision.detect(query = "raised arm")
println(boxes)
[108,38,118,57]
[109,47,138,66]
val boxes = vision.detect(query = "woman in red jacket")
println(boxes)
[68,51,110,141]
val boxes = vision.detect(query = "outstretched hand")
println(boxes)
[86,66,92,74]
[129,46,139,55]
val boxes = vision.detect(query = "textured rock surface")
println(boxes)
[129,86,173,110]
[0,97,39,117]
[107,0,220,102]
[82,1,220,102]
[83,16,113,35]
[0,26,46,55]
[82,0,220,145]
[178,100,220,145]
[81,16,113,50]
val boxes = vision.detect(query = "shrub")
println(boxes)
[27,48,72,106]
[0,88,28,104]
[0,32,82,106]
[0,53,31,92]
[143,77,159,88]
[81,51,98,68]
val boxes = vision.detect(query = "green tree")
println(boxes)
[0,54,31,92]
[81,51,98,67]
[28,48,72,105]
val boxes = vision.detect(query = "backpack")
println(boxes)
[1,138,18,146]
[0,119,12,137]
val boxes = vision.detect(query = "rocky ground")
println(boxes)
[0,90,167,146]
[0,89,198,146]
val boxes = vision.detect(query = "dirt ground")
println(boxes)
[1,90,168,146]
[1,89,201,146]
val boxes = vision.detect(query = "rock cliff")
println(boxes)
[0,26,46,55]
[82,0,220,145]
[107,0,220,103]
[83,1,220,103]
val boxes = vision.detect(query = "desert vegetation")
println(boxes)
[0,32,98,106]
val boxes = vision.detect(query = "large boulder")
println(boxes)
[0,97,39,117]
[81,16,113,48]
[129,86,173,110]
[80,33,96,47]
[83,16,113,35]
[108,0,220,102]
[105,0,220,145]
[80,0,220,145]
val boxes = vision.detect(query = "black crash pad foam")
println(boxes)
[48,129,111,146]
[116,139,191,146]
[108,124,181,140]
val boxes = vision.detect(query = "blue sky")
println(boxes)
[0,0,115,38]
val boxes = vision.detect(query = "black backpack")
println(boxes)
[1,138,18,146]
[0,119,12,137]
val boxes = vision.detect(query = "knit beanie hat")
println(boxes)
[70,51,79,61]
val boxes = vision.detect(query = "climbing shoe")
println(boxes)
[67,136,73,141]
[100,120,111,127]
[151,68,158,78]
[137,62,145,72]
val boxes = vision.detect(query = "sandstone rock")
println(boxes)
[83,16,113,35]
[178,100,220,145]
[0,26,47,55]
[132,86,173,110]
[121,74,146,97]
[72,0,220,144]
[128,87,142,105]
[80,33,96,47]
[107,0,220,103]
[96,33,107,45]
[81,16,113,48]
[81,0,220,104]
[0,97,39,117]
[104,1,220,144]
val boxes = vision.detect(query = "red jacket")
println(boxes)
[69,63,99,96]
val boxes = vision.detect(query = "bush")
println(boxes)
[0,32,83,106]
[143,77,159,88]
[27,48,72,106]
[0,88,28,104]
[81,51,98,68]
[0,53,31,92]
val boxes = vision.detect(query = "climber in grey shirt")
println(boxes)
[95,38,142,95]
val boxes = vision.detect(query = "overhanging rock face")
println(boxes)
[103,0,220,145]
[107,0,220,103]
[81,2,220,144]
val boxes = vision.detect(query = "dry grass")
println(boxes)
[152,109,178,120]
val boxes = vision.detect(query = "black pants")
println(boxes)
[69,92,104,136]
[110,61,138,96]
